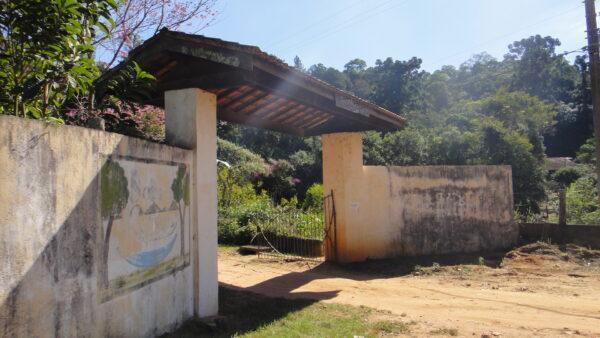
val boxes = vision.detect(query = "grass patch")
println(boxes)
[163,287,413,337]
[429,327,459,336]
[371,319,412,334]
[218,244,239,253]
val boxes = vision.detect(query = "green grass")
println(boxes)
[163,287,413,337]
[218,244,239,253]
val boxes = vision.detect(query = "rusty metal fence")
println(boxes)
[250,191,336,261]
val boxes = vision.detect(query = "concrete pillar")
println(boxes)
[165,88,218,318]
[321,132,364,263]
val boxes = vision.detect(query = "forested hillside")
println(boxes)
[0,0,595,226]
[217,35,596,220]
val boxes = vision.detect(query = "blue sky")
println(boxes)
[195,0,590,72]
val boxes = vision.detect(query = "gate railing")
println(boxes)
[251,190,336,261]
[323,190,337,261]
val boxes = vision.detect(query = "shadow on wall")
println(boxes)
[0,117,193,337]
[1,152,101,337]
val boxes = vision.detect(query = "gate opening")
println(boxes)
[244,191,336,262]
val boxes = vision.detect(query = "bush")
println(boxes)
[217,168,323,244]
[566,176,600,225]
[302,183,324,212]
[552,166,583,187]
[217,138,266,182]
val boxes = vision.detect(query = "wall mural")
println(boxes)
[99,156,190,301]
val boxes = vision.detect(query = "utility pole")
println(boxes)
[585,0,600,200]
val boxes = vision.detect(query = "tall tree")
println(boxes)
[506,35,577,102]
[0,0,117,119]
[293,56,305,72]
[368,57,427,115]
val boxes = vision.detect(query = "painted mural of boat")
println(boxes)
[124,233,177,268]
[114,204,180,268]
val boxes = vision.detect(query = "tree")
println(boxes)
[100,159,129,287]
[308,63,350,90]
[171,164,190,256]
[94,0,218,68]
[368,57,427,115]
[506,35,577,102]
[468,89,556,133]
[478,120,546,215]
[380,127,430,165]
[450,53,511,100]
[293,56,305,72]
[544,55,594,156]
[0,0,117,119]
[343,58,371,98]
[566,176,600,224]
[344,58,367,76]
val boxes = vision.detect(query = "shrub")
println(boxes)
[217,138,266,182]
[552,166,583,187]
[302,183,324,212]
[566,176,600,225]
[217,170,324,244]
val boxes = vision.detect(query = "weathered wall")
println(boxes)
[0,116,195,337]
[323,132,517,263]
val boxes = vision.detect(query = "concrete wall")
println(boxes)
[520,223,600,249]
[0,116,195,337]
[322,132,517,263]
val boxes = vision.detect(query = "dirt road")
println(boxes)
[219,244,600,337]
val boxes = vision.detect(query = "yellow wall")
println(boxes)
[322,132,517,263]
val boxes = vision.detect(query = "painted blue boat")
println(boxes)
[124,233,177,268]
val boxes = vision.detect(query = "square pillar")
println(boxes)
[322,132,363,263]
[165,88,218,318]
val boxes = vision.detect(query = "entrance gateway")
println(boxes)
[99,28,406,318]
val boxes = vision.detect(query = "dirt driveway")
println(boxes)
[219,243,600,337]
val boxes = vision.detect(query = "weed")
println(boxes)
[372,320,411,334]
[430,327,459,336]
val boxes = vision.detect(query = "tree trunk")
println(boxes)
[179,203,185,256]
[102,215,114,288]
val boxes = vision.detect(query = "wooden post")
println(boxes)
[558,189,567,227]
[584,0,600,200]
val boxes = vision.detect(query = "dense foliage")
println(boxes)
[2,1,598,228]
[219,35,594,219]
[0,0,117,121]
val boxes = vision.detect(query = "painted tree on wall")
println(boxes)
[100,159,129,287]
[171,164,190,256]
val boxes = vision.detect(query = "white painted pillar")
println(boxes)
[165,88,218,318]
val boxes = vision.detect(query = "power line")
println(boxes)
[431,4,585,67]
[444,46,586,89]
[278,0,408,55]
[262,0,366,50]
[274,0,409,56]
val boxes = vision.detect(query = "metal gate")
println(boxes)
[249,190,336,261]
[323,190,337,261]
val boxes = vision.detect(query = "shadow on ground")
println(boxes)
[161,286,320,337]
[224,251,506,299]
[340,250,507,278]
